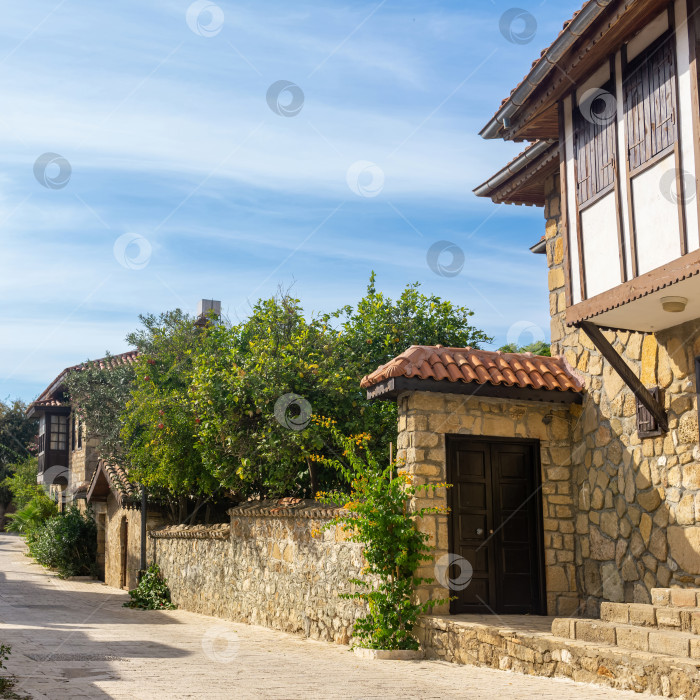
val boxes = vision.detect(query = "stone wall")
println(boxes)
[544,172,700,614]
[149,501,366,644]
[397,391,580,616]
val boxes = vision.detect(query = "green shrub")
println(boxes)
[5,492,58,542]
[123,563,176,610]
[0,643,29,700]
[28,507,97,578]
[314,418,450,650]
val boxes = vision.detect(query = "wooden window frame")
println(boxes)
[636,386,664,438]
[50,414,68,451]
[573,77,618,208]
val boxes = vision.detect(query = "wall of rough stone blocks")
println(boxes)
[396,390,580,616]
[148,504,366,644]
[544,172,700,615]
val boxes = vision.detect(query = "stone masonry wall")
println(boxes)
[149,502,366,644]
[545,172,700,615]
[397,391,580,616]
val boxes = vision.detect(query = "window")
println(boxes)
[623,34,677,172]
[637,386,663,438]
[574,79,617,206]
[38,417,46,454]
[50,415,68,451]
[71,415,76,451]
[78,416,83,449]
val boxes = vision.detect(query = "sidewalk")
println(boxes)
[0,533,643,699]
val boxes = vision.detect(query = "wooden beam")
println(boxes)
[579,321,668,432]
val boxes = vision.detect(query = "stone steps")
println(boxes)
[552,617,700,660]
[421,614,700,698]
[601,601,700,634]
[651,587,700,608]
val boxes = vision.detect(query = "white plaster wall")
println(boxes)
[580,191,622,297]
[631,153,683,273]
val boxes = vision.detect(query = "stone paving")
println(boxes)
[0,534,644,699]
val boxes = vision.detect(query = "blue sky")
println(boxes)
[0,0,581,403]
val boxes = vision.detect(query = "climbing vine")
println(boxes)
[314,417,450,650]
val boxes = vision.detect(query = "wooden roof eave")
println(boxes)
[492,0,672,142]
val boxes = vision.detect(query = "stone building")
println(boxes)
[26,350,158,588]
[362,0,700,620]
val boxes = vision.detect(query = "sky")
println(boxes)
[0,0,582,403]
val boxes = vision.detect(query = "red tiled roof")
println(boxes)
[28,350,139,414]
[360,345,583,394]
[30,398,66,409]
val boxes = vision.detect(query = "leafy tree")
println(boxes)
[1,457,40,512]
[64,356,136,467]
[192,294,341,499]
[0,401,37,531]
[121,310,220,510]
[498,340,551,356]
[191,276,490,500]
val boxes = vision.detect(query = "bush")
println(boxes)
[5,492,58,542]
[314,418,450,650]
[28,507,97,578]
[123,563,176,610]
[0,644,29,700]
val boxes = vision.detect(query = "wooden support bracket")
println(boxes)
[578,321,668,433]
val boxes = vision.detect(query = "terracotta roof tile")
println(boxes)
[360,345,583,394]
[28,350,139,415]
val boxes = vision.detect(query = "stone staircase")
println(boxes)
[551,588,700,662]
[420,589,700,698]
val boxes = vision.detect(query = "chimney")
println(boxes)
[196,299,222,326]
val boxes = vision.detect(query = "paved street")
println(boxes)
[0,533,642,700]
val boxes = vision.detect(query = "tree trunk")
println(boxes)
[306,458,318,500]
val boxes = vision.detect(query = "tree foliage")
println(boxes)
[73,275,490,508]
[498,340,551,356]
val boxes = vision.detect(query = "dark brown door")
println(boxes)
[120,517,128,589]
[447,436,545,615]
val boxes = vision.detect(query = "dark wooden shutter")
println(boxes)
[636,386,662,438]
[624,34,677,171]
[573,80,617,206]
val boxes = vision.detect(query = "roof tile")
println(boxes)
[360,345,583,394]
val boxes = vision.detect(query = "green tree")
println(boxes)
[0,400,37,531]
[1,456,40,512]
[498,340,551,356]
[121,310,221,516]
[64,356,136,467]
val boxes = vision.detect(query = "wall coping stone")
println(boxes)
[149,523,230,540]
[228,498,347,519]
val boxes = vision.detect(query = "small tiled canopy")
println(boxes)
[361,345,583,403]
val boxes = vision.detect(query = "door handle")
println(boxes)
[476,528,484,536]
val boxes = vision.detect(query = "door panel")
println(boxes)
[447,437,545,615]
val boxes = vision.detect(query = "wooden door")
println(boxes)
[120,517,128,589]
[447,436,545,615]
